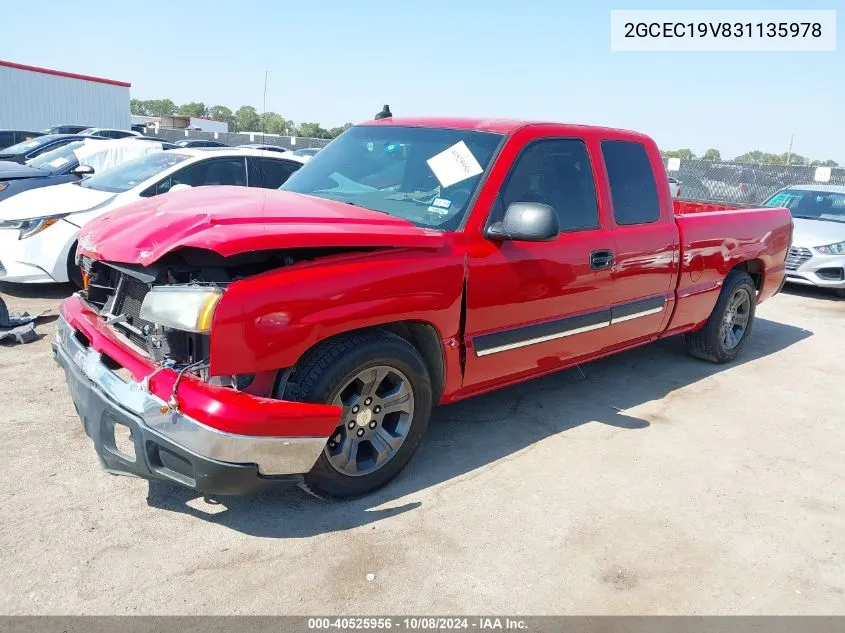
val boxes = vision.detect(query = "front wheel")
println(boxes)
[282,330,433,498]
[66,243,83,289]
[685,270,757,364]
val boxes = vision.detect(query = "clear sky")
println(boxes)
[3,0,842,162]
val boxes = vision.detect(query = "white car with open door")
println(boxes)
[0,148,306,286]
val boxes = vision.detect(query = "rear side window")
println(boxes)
[601,140,660,225]
[0,132,14,149]
[249,158,302,188]
[500,138,599,231]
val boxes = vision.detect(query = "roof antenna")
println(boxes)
[374,104,392,120]
[262,70,268,144]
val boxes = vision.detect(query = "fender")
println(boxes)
[209,241,468,396]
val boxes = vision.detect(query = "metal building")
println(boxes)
[0,60,130,131]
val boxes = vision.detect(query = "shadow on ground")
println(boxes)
[146,316,812,537]
[0,281,75,300]
[780,284,843,303]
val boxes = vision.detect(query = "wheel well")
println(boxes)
[733,259,764,291]
[287,322,446,403]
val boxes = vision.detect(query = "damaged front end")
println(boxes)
[78,246,356,392]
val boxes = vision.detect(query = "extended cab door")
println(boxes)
[463,133,618,390]
[597,138,678,345]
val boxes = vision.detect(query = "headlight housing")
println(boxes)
[815,241,845,255]
[139,286,223,333]
[0,215,67,239]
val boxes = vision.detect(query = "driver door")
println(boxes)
[463,137,617,390]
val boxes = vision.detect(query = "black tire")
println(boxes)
[0,296,9,328]
[66,244,83,289]
[282,329,433,498]
[685,269,757,364]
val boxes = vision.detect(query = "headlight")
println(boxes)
[0,215,66,239]
[139,286,223,333]
[0,183,8,192]
[815,241,845,255]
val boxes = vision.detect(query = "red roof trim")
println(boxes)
[0,60,131,88]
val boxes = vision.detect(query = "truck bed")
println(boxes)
[664,201,792,335]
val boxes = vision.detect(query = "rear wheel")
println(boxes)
[685,270,756,363]
[282,330,432,498]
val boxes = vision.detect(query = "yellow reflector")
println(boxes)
[196,293,222,332]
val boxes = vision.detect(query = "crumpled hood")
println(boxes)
[0,181,115,221]
[791,217,845,248]
[77,186,446,264]
[0,161,49,181]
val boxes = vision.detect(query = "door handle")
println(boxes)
[590,249,614,270]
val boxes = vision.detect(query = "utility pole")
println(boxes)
[786,134,793,166]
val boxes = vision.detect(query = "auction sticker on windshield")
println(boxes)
[427,141,483,188]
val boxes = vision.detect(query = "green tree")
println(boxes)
[130,99,147,115]
[702,149,721,161]
[234,105,261,132]
[260,112,288,135]
[177,102,208,117]
[208,105,235,132]
[328,122,354,138]
[149,99,176,117]
[297,122,330,139]
[661,148,696,160]
[810,159,840,168]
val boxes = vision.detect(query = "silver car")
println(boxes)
[764,184,845,297]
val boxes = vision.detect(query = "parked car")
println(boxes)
[0,141,100,202]
[293,147,321,159]
[239,143,289,153]
[42,125,90,135]
[174,139,229,148]
[54,118,791,499]
[0,130,42,151]
[78,128,142,139]
[131,124,147,134]
[0,148,306,286]
[0,134,97,164]
[763,184,845,296]
[668,177,680,197]
[0,138,165,203]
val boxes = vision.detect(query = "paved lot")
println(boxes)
[0,282,843,615]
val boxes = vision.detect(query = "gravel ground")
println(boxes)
[0,282,843,615]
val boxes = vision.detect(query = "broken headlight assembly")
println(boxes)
[139,285,223,333]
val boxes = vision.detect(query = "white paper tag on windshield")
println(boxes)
[426,141,483,188]
[48,157,69,168]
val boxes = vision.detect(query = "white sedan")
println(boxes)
[0,148,306,285]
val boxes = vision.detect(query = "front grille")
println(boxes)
[785,247,812,271]
[112,276,154,349]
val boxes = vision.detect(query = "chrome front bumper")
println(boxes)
[53,317,326,492]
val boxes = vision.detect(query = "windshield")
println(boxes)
[764,189,845,223]
[0,138,46,155]
[26,141,86,172]
[79,152,189,193]
[281,125,503,230]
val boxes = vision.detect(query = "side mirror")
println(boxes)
[487,202,559,242]
[71,165,94,177]
[168,184,192,193]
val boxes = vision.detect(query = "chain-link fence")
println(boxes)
[664,159,845,205]
[151,128,332,151]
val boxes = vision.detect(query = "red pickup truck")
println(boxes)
[54,118,791,498]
